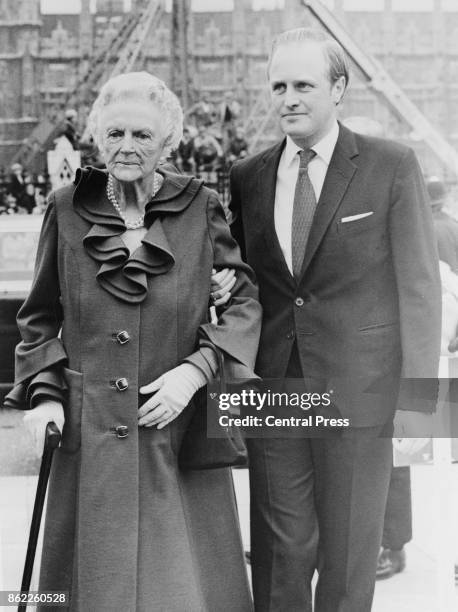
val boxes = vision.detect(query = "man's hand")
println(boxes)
[23,400,64,457]
[393,410,434,438]
[210,267,236,306]
[448,336,458,353]
[138,363,207,430]
[392,437,430,456]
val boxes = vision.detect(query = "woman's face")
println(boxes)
[99,99,167,183]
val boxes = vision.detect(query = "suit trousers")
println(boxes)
[382,466,412,551]
[247,344,393,612]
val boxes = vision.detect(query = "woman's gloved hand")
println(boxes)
[138,363,207,429]
[210,267,236,306]
[23,400,65,457]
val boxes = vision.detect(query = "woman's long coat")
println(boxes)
[12,168,261,612]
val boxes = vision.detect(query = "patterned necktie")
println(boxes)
[291,149,317,279]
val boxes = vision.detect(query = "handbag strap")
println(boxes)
[199,340,226,394]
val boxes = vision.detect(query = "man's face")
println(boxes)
[269,41,345,148]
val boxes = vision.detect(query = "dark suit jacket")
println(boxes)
[230,124,441,426]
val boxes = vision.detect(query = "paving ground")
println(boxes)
[1,410,457,611]
[234,464,458,612]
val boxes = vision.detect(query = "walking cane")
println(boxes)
[18,422,61,612]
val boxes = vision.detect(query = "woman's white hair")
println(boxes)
[88,71,183,157]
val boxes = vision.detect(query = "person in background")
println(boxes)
[227,126,249,164]
[177,126,196,173]
[8,163,25,207]
[343,116,415,583]
[376,466,412,578]
[61,108,80,149]
[20,175,37,214]
[0,193,18,214]
[220,90,241,128]
[32,191,47,215]
[427,177,458,273]
[377,180,458,581]
[188,93,215,127]
[220,90,242,145]
[193,125,223,172]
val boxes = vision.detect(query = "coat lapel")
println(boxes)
[256,140,296,289]
[299,124,359,278]
[254,140,283,231]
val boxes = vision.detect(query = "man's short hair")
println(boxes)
[267,27,350,90]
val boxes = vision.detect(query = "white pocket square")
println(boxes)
[341,212,374,223]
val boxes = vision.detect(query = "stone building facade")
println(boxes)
[1,0,457,177]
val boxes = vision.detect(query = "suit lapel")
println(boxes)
[299,125,359,278]
[256,141,296,289]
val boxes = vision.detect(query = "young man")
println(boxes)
[229,28,441,611]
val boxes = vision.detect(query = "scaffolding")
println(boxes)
[13,0,164,171]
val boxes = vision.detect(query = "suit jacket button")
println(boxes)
[116,330,130,344]
[286,330,295,340]
[115,377,129,391]
[295,297,305,307]
[115,425,129,439]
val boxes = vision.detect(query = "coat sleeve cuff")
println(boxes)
[14,338,67,385]
[183,347,219,381]
[3,367,67,410]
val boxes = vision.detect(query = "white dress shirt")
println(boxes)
[274,121,340,275]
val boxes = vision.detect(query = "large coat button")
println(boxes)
[295,297,304,307]
[115,425,129,438]
[115,377,129,391]
[115,330,130,344]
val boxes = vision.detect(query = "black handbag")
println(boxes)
[178,341,248,470]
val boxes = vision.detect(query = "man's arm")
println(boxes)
[389,147,442,380]
[389,149,441,431]
[209,163,248,307]
[228,163,246,260]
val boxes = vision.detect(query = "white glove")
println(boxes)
[138,363,207,429]
[210,267,236,306]
[23,400,64,457]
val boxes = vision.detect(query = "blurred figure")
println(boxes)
[177,126,196,173]
[61,108,80,148]
[219,90,241,142]
[193,125,223,171]
[32,191,47,215]
[2,193,23,214]
[79,135,104,168]
[21,175,37,214]
[343,116,414,583]
[376,467,411,579]
[227,126,249,164]
[426,178,458,354]
[8,163,25,206]
[7,164,34,213]
[188,93,215,127]
[427,177,458,273]
[0,194,12,214]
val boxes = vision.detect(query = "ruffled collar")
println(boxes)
[73,166,203,303]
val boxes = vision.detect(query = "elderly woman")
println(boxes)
[6,72,261,611]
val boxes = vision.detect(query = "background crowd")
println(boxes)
[0,89,249,215]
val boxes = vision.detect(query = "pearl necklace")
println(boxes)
[106,173,162,230]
